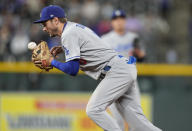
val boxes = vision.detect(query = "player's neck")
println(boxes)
[58,23,65,36]
[115,29,126,35]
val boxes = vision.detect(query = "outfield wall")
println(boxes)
[0,62,192,131]
[0,93,152,131]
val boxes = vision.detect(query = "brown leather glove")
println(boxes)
[32,41,53,71]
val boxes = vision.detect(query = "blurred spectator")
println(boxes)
[100,2,114,19]
[81,0,100,24]
[0,25,11,61]
[140,12,169,35]
[138,12,170,62]
[158,0,172,20]
[95,20,111,36]
[188,2,192,63]
[0,0,184,63]
[166,49,177,63]
[10,22,29,61]
[29,24,43,42]
[126,12,143,33]
[68,0,82,22]
[26,0,42,15]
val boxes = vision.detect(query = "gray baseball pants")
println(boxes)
[86,56,162,131]
[109,81,141,131]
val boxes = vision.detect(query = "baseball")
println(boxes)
[28,42,37,50]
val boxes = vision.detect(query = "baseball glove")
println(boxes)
[32,41,53,71]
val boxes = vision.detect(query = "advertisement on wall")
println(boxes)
[0,93,152,131]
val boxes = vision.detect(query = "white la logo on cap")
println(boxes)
[50,14,54,18]
[40,13,42,17]
[115,10,121,16]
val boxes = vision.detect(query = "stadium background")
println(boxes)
[0,0,192,131]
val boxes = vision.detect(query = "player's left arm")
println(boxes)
[51,59,80,76]
[132,38,145,62]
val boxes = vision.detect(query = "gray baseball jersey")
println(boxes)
[102,31,138,58]
[61,21,117,80]
[61,21,162,131]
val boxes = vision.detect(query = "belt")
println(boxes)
[98,55,136,81]
[98,65,111,81]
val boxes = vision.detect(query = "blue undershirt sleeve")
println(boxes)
[51,59,80,76]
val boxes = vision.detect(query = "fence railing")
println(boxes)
[0,62,192,76]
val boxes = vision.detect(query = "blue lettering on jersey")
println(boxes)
[118,55,124,58]
[76,24,85,29]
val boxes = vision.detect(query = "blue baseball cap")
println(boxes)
[111,9,126,20]
[34,5,65,23]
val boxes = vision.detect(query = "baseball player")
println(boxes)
[102,10,145,131]
[102,9,145,61]
[33,5,162,131]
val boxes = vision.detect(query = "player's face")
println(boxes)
[42,19,58,37]
[111,17,126,33]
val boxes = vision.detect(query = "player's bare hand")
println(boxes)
[50,46,63,57]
